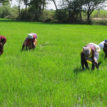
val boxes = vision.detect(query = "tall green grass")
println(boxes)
[0,20,106,106]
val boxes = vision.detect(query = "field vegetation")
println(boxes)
[0,19,106,106]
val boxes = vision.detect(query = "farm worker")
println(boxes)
[0,36,6,55]
[99,40,107,58]
[81,43,101,70]
[22,33,37,50]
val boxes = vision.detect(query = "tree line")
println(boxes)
[0,0,107,23]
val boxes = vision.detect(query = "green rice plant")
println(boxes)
[0,20,106,106]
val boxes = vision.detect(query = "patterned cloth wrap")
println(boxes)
[85,43,100,62]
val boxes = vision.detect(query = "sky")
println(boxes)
[46,2,56,9]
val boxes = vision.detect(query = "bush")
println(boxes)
[0,6,18,19]
[18,9,32,21]
[55,9,68,23]
[18,9,55,22]
[39,10,55,22]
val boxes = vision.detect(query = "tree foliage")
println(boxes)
[53,0,106,23]
[83,0,106,22]
[0,0,107,23]
[18,0,46,21]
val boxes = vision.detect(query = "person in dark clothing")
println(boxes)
[99,40,107,58]
[0,36,6,55]
[22,33,37,50]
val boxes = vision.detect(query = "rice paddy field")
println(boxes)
[0,19,107,106]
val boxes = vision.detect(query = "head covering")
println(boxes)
[33,33,37,39]
[83,47,91,57]
[28,33,33,39]
[99,41,104,49]
[28,33,37,39]
[0,36,6,44]
[104,40,107,43]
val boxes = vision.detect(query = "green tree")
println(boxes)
[23,0,30,9]
[0,0,9,5]
[54,0,106,23]
[50,0,58,10]
[29,0,46,20]
[17,0,22,16]
[83,0,106,23]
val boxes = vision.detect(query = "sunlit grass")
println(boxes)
[0,20,106,106]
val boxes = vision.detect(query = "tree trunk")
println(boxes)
[18,5,21,17]
[68,11,75,23]
[18,0,21,17]
[87,9,94,24]
[87,11,91,23]
[52,0,58,10]
[87,14,90,22]
[25,4,27,10]
[68,10,72,23]
[79,10,82,21]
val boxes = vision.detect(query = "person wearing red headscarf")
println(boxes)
[22,33,37,50]
[0,36,6,55]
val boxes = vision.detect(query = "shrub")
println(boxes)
[40,10,55,22]
[0,6,18,19]
[55,9,68,23]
